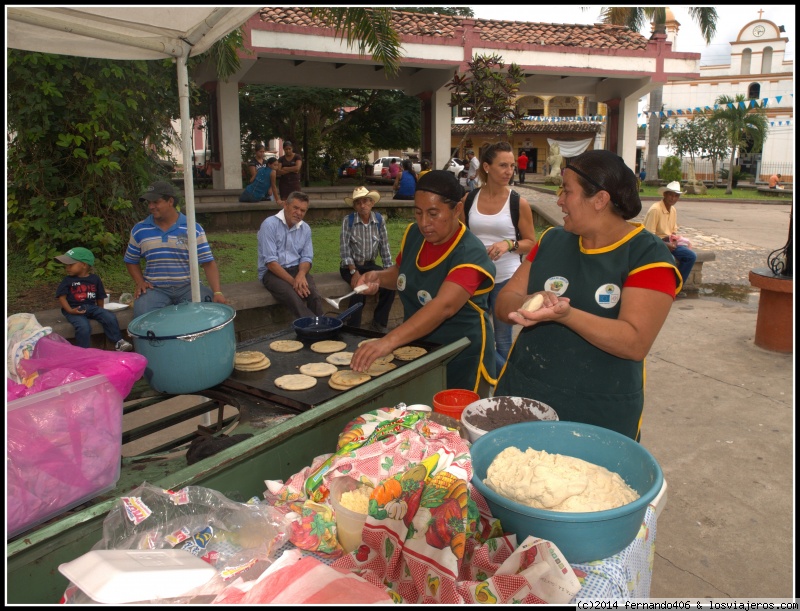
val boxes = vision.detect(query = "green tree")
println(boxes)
[6,51,183,273]
[447,53,526,163]
[696,115,730,188]
[659,156,683,183]
[665,118,705,180]
[596,7,717,184]
[311,8,402,77]
[711,94,769,193]
[238,86,420,184]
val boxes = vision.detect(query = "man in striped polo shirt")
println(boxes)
[124,181,227,318]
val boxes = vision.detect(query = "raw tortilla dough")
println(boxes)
[484,446,639,512]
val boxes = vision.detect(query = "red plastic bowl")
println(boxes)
[433,389,480,419]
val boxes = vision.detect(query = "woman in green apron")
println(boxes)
[494,150,680,440]
[351,170,497,394]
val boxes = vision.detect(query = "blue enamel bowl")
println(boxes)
[470,421,663,563]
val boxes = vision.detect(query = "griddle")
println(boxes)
[217,325,439,413]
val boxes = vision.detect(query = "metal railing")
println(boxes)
[645,158,793,184]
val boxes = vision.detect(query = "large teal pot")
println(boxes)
[127,302,236,394]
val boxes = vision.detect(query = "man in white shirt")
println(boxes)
[466,149,480,191]
[257,191,325,317]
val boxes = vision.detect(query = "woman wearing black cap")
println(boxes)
[350,170,497,394]
[276,141,303,200]
[494,149,680,441]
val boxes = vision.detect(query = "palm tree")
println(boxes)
[311,8,402,76]
[596,8,717,183]
[711,94,769,194]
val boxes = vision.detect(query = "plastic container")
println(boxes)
[7,375,123,538]
[461,396,559,443]
[329,476,373,553]
[432,389,480,419]
[58,549,217,604]
[470,421,663,564]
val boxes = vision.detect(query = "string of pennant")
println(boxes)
[520,115,605,123]
[648,119,793,129]
[638,93,794,129]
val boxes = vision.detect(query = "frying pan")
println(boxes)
[292,303,363,341]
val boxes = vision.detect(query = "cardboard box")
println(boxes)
[7,375,123,538]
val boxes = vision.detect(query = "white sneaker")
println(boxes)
[115,339,134,352]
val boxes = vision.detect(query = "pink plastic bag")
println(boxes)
[16,334,147,399]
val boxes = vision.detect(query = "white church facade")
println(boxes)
[647,10,793,182]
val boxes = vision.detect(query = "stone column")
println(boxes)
[216,79,244,190]
[431,87,452,171]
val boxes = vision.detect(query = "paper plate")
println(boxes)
[58,549,217,604]
[104,302,129,311]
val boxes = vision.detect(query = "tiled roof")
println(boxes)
[257,8,649,51]
[452,123,602,135]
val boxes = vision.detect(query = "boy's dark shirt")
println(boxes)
[56,274,106,309]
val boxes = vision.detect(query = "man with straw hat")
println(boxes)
[339,187,395,332]
[644,181,697,292]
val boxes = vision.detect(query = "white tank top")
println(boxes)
[468,190,520,283]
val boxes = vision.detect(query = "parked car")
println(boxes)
[373,156,421,177]
[446,158,466,176]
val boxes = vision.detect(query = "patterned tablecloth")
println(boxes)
[571,504,658,601]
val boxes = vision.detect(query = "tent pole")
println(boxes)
[177,54,201,302]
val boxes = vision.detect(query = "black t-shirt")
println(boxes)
[56,274,106,309]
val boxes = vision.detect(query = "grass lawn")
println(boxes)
[8,217,552,314]
[533,183,790,200]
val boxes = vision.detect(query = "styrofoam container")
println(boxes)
[58,549,217,604]
[471,421,663,564]
[461,396,558,443]
[7,375,123,538]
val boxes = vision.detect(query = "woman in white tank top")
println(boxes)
[460,142,538,374]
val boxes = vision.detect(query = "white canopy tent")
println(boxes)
[6,7,259,301]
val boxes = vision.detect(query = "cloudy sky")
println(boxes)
[470,5,795,64]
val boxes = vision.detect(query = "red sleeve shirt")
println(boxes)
[526,242,676,297]
[397,231,488,295]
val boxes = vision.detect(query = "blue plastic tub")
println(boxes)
[470,421,663,563]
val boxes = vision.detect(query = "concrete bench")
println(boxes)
[757,186,792,196]
[683,250,716,291]
[33,272,405,349]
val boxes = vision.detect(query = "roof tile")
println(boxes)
[258,8,649,50]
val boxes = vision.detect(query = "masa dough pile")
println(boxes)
[485,446,639,512]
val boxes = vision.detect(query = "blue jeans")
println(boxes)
[132,284,213,319]
[672,246,697,290]
[63,304,124,348]
[487,278,513,372]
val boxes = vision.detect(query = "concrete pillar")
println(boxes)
[539,95,553,117]
[576,95,586,117]
[216,79,243,190]
[432,87,452,171]
[616,94,640,170]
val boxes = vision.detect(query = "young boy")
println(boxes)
[55,247,133,351]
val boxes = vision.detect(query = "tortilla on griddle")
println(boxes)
[392,346,427,361]
[270,340,304,353]
[326,351,354,366]
[275,374,317,391]
[310,340,347,354]
[299,362,338,378]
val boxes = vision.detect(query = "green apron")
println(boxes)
[397,222,496,392]
[496,224,679,440]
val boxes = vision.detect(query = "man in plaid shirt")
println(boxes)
[339,187,396,333]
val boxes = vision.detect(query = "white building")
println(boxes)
[653,11,794,182]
